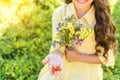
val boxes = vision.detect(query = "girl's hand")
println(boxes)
[65,47,80,62]
[65,48,102,64]
[42,53,63,76]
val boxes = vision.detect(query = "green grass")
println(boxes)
[103,0,120,80]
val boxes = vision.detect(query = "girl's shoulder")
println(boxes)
[52,5,65,17]
[53,5,65,13]
[52,3,71,19]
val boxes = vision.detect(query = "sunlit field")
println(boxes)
[0,0,120,80]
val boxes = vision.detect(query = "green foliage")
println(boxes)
[103,0,120,80]
[0,0,61,79]
[0,0,120,80]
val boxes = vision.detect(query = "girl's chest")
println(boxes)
[74,31,97,55]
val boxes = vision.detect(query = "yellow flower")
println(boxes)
[75,31,81,35]
[67,22,75,34]
[58,45,65,51]
[54,36,61,42]
[59,26,67,30]
[53,15,95,49]
[79,34,84,39]
[78,27,94,39]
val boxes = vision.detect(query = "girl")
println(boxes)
[38,0,118,80]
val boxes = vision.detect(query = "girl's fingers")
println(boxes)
[54,71,58,76]
[65,47,69,52]
[42,56,49,64]
[59,63,62,69]
[49,64,61,76]
[56,71,60,75]
[53,65,56,68]
[43,54,63,76]
[54,71,60,76]
[49,63,56,75]
[49,65,53,75]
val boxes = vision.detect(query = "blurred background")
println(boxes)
[0,0,120,80]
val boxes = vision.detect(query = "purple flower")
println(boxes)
[52,42,56,47]
[58,22,61,27]
[56,22,61,31]
[61,38,65,40]
[75,39,83,46]
[59,42,63,46]
[75,27,81,31]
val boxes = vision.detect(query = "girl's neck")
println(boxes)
[73,4,92,19]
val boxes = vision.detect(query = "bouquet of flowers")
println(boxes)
[52,15,94,50]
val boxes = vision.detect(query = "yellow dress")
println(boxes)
[38,2,115,80]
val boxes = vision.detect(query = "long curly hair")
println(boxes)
[65,0,118,56]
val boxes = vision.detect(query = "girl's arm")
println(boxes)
[65,48,102,64]
[75,53,101,64]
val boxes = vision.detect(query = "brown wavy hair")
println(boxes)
[65,0,118,56]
